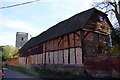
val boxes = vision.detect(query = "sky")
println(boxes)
[0,0,104,46]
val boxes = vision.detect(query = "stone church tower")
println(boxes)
[16,32,28,48]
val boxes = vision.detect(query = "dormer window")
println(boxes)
[99,16,104,22]
[21,37,24,41]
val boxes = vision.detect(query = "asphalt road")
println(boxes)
[3,67,39,79]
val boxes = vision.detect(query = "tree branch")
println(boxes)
[108,1,117,9]
[93,0,120,27]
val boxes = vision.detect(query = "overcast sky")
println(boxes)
[0,0,96,46]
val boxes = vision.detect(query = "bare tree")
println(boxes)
[93,0,120,27]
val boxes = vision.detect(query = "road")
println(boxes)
[3,68,41,79]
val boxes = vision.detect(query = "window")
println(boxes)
[99,16,104,22]
[21,37,24,41]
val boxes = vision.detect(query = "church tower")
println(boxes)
[16,32,28,48]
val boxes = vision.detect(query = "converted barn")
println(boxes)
[19,8,112,71]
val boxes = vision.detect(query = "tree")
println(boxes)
[93,0,120,27]
[111,27,120,45]
[1,45,18,61]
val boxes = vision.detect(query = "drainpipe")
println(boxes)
[107,34,112,76]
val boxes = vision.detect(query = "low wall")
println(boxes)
[84,55,120,77]
[6,58,19,66]
[28,64,84,75]
[19,54,120,78]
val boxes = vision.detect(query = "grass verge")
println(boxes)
[5,65,93,79]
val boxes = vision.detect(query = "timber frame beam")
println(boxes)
[84,32,90,39]
[80,29,85,63]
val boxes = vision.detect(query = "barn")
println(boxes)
[19,8,112,74]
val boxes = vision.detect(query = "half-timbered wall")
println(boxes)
[19,10,110,66]
[23,30,82,65]
[82,11,109,55]
[19,57,26,66]
[43,30,82,64]
[23,29,108,65]
[83,31,107,55]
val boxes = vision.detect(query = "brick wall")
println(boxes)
[6,58,19,66]
[84,55,120,77]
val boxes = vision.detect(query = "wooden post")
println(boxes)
[67,34,70,64]
[42,44,44,64]
[48,52,50,64]
[80,30,85,63]
[74,32,76,64]
[61,36,64,64]
[53,51,54,64]
[25,56,27,65]
[37,54,38,64]
[53,40,54,64]
[98,34,101,54]
[48,41,50,64]
[44,43,47,68]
